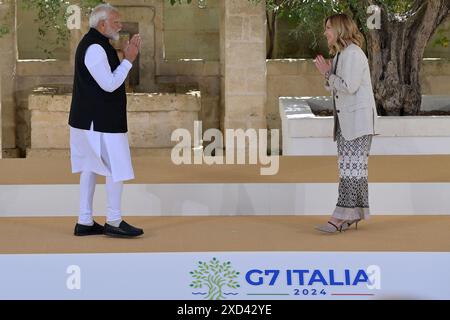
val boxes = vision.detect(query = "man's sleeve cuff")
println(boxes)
[122,59,133,69]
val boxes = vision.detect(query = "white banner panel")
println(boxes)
[0,252,448,300]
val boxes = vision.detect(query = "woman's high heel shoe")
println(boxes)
[344,219,361,230]
[315,221,344,233]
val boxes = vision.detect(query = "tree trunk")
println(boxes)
[266,10,277,59]
[365,0,450,115]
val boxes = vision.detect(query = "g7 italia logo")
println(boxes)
[190,258,240,300]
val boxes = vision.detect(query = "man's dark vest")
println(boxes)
[69,28,127,133]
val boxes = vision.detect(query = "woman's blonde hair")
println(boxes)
[325,14,364,55]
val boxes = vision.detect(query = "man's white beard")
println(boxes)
[105,26,120,41]
[111,33,120,41]
[107,31,120,41]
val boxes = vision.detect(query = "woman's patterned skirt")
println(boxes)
[332,121,373,221]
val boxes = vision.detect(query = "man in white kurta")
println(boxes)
[69,4,143,237]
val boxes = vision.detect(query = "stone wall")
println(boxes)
[267,59,327,132]
[27,91,201,157]
[157,60,220,132]
[14,61,73,156]
[267,58,450,131]
[220,0,267,139]
[2,0,450,158]
[9,55,450,158]
[159,0,222,134]
[0,0,17,157]
[164,0,220,61]
[423,19,450,59]
[0,75,2,158]
[421,59,450,95]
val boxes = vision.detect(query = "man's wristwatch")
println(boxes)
[324,70,331,80]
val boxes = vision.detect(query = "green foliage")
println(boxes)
[382,0,416,14]
[14,0,449,58]
[272,1,344,53]
[253,0,448,57]
[0,0,12,39]
[433,28,449,48]
[21,0,103,58]
[0,25,9,38]
[189,257,240,300]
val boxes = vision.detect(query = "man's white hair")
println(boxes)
[89,3,119,28]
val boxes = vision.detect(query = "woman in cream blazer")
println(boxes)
[314,13,378,233]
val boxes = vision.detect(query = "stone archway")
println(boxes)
[109,0,165,92]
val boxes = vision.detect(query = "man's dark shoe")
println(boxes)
[74,221,105,236]
[103,220,144,238]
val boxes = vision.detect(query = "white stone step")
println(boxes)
[1,156,449,217]
[1,182,449,217]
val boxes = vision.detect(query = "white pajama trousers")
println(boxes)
[70,123,134,224]
[78,172,123,224]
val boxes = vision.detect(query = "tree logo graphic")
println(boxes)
[190,257,240,300]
